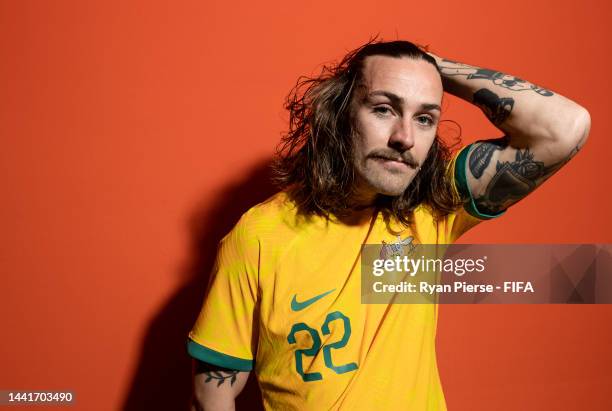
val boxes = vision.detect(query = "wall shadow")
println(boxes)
[122,160,276,410]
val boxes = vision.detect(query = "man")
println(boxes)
[187,40,590,410]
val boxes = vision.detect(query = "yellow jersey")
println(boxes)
[187,145,500,410]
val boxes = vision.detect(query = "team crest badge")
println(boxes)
[379,235,416,259]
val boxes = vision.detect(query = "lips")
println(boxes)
[373,155,403,163]
[382,158,405,165]
[372,156,415,168]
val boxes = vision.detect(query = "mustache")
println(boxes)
[367,150,420,168]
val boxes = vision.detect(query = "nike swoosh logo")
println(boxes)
[291,289,336,311]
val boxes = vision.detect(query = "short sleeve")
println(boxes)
[187,212,259,371]
[446,144,506,243]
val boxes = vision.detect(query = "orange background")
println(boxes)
[1,0,611,410]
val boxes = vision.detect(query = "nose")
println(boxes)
[388,117,415,152]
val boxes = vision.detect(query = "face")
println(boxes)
[351,55,443,203]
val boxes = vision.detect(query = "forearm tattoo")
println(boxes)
[195,360,240,387]
[469,140,580,214]
[473,89,515,126]
[439,59,554,96]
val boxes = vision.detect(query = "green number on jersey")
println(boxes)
[321,311,358,374]
[287,322,323,382]
[287,311,358,382]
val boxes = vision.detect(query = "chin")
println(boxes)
[375,186,409,197]
[354,161,418,199]
[365,174,415,197]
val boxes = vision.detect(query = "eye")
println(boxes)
[416,115,435,127]
[373,105,394,117]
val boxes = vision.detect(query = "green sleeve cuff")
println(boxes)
[187,339,254,371]
[455,144,506,220]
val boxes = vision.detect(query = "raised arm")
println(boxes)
[191,360,250,411]
[428,52,591,215]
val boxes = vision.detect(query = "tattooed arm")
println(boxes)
[191,360,250,411]
[428,53,591,214]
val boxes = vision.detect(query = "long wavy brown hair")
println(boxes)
[272,39,462,225]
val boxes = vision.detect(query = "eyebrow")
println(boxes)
[367,90,441,112]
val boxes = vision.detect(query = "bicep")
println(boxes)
[193,360,250,411]
[464,136,580,215]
